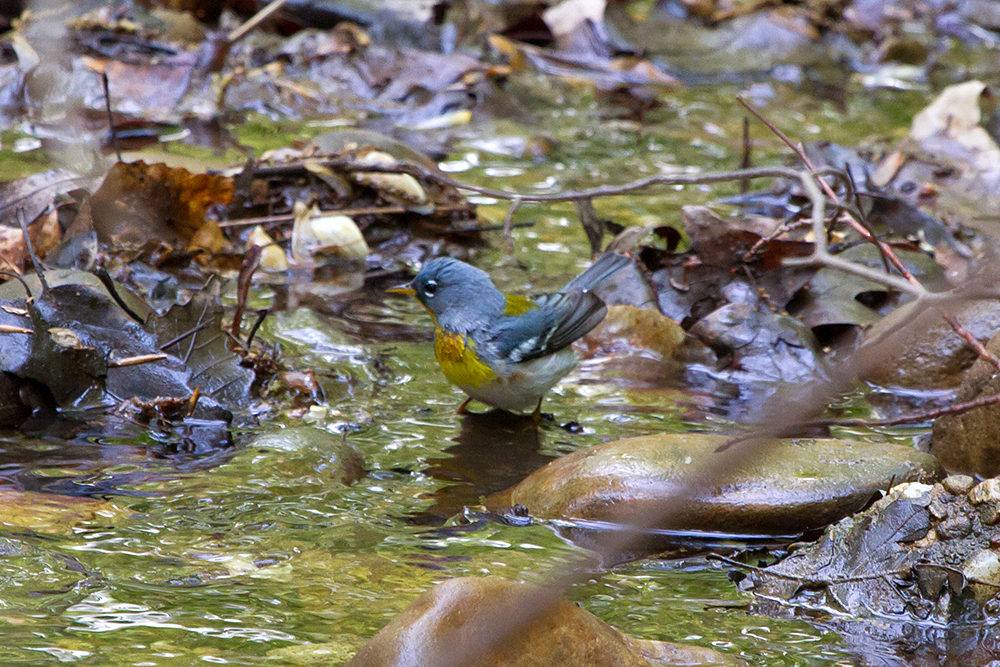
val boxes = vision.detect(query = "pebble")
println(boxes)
[969,478,1000,505]
[943,474,975,495]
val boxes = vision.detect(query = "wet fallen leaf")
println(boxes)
[146,286,254,413]
[88,161,234,248]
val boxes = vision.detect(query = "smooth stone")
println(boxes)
[247,427,365,485]
[964,548,1000,602]
[932,331,1000,476]
[943,474,975,496]
[863,299,1000,389]
[487,434,939,536]
[346,576,743,667]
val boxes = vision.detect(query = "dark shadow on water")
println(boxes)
[0,415,237,498]
[408,409,558,525]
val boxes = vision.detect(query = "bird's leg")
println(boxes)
[531,398,543,424]
[456,397,474,415]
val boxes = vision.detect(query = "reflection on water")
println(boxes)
[0,418,236,497]
[414,410,557,524]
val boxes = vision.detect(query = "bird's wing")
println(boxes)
[490,290,607,363]
[489,252,629,363]
[559,251,630,294]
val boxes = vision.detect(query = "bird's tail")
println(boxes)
[560,251,631,294]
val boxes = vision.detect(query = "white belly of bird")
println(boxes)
[458,348,578,412]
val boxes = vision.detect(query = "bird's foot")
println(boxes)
[456,397,474,415]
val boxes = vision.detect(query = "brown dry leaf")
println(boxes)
[89,161,234,248]
[0,211,62,273]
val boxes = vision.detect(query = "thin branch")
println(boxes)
[16,210,47,293]
[939,312,1000,373]
[501,196,522,255]
[228,0,288,43]
[738,95,920,288]
[782,173,925,297]
[249,159,848,204]
[706,554,910,585]
[101,71,122,163]
[159,319,214,352]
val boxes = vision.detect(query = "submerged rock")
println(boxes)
[932,331,1000,476]
[744,475,1000,625]
[346,576,743,667]
[247,427,365,485]
[487,434,938,539]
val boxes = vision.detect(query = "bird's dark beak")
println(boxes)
[387,284,416,297]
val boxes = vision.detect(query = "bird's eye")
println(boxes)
[423,280,438,297]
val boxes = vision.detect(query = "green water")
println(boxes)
[0,78,933,665]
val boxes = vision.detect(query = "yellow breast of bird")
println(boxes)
[434,329,496,388]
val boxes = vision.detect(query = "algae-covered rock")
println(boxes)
[0,490,120,534]
[346,576,743,667]
[247,427,365,485]
[487,434,938,536]
[932,330,1000,477]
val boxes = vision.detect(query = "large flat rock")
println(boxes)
[487,434,939,536]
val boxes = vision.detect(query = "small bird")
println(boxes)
[389,252,630,415]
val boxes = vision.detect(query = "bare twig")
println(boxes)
[93,267,146,324]
[706,554,910,585]
[108,353,168,368]
[737,96,920,288]
[101,71,122,163]
[232,244,262,342]
[740,115,751,193]
[939,312,1000,373]
[782,173,924,296]
[245,309,269,349]
[0,270,34,302]
[159,319,214,352]
[501,196,522,255]
[16,210,47,293]
[228,0,288,43]
[807,391,1000,429]
[217,204,473,228]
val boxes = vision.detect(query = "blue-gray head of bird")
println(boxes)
[388,257,505,330]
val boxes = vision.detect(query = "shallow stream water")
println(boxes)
[0,76,949,665]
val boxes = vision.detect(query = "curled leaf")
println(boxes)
[352,151,432,215]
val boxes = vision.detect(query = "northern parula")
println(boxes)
[389,252,630,414]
